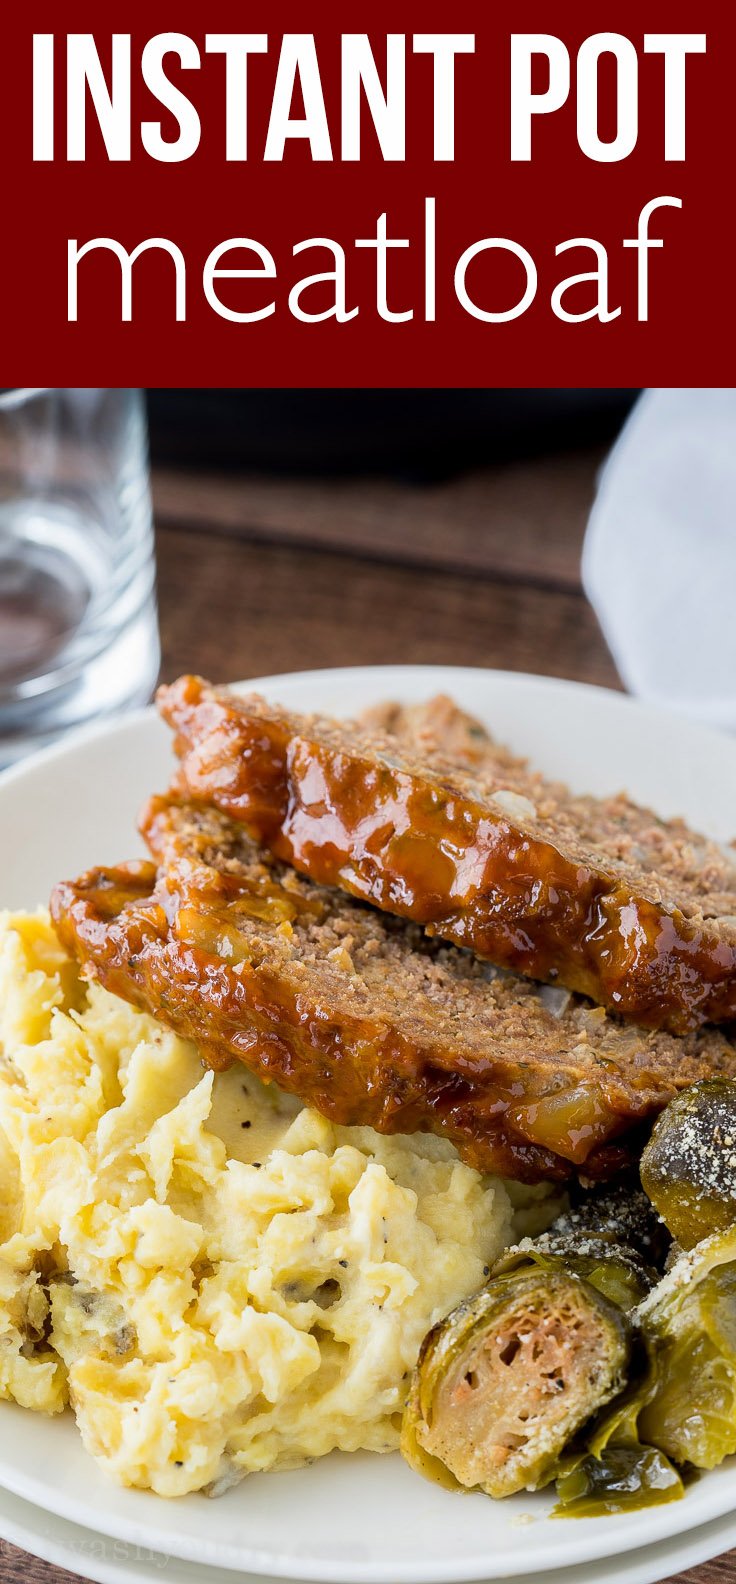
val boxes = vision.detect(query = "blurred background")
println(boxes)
[15,385,736,770]
[147,390,637,476]
[144,387,637,692]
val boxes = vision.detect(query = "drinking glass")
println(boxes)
[0,388,160,767]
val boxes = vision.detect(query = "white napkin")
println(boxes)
[582,388,736,730]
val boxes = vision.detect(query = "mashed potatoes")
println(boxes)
[0,911,553,1497]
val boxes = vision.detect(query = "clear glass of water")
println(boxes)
[0,388,160,767]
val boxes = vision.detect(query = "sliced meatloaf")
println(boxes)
[158,677,736,1036]
[50,795,736,1185]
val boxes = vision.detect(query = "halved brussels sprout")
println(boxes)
[402,1188,735,1513]
[636,1225,736,1469]
[552,1335,683,1516]
[400,1267,631,1499]
[641,1079,736,1250]
[556,1225,736,1508]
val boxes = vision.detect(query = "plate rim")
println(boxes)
[2,661,736,800]
[1,1478,736,1584]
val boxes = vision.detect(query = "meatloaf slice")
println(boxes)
[158,677,736,1035]
[50,796,736,1185]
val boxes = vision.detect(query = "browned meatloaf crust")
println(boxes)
[50,795,736,1185]
[157,677,736,1036]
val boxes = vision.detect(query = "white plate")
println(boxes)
[1,664,735,1584]
[2,1483,736,1584]
[1,1482,736,1584]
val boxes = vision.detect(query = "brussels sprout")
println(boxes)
[549,1185,671,1271]
[493,1236,654,1312]
[641,1079,736,1250]
[400,1267,631,1499]
[553,1444,683,1516]
[493,1185,667,1311]
[636,1226,736,1469]
[552,1335,683,1516]
[556,1225,736,1508]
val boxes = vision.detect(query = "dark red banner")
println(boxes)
[2,0,730,385]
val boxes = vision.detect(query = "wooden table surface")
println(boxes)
[1,444,730,1584]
